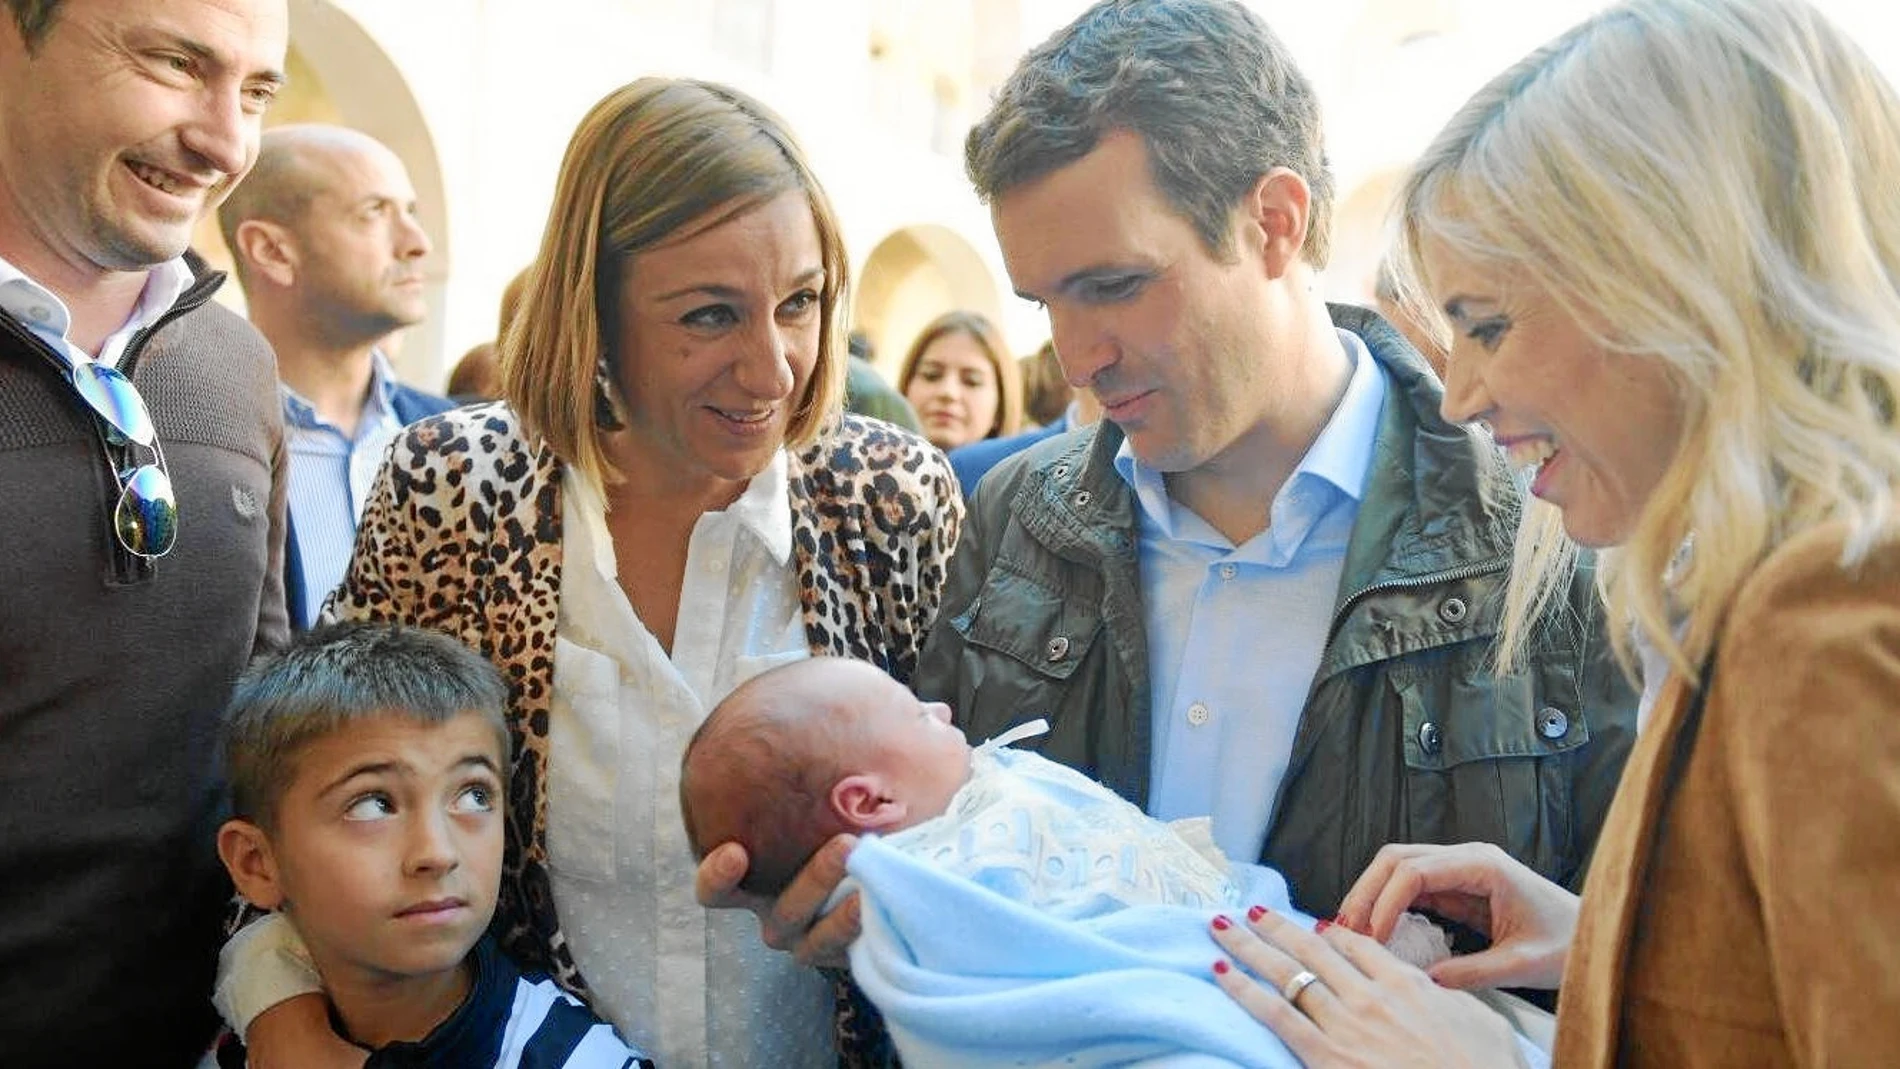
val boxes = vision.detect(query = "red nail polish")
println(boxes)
[1247,905,1267,923]
[1314,918,1333,933]
[1212,914,1232,931]
[1213,959,1231,975]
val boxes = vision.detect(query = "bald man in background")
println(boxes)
[218,124,454,628]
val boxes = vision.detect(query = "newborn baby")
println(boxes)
[680,657,1503,1069]
[680,655,1244,917]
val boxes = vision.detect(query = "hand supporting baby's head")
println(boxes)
[680,657,973,897]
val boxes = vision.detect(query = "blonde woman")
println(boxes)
[1208,0,1900,1064]
[897,310,1026,450]
[223,78,960,1068]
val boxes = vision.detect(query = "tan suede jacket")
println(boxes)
[1556,522,1900,1066]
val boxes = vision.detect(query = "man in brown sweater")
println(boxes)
[0,0,291,1064]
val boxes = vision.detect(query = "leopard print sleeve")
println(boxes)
[893,437,963,683]
[325,413,472,635]
[788,414,964,687]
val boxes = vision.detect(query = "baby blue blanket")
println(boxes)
[845,834,1308,1068]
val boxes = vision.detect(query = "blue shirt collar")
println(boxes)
[281,349,401,432]
[1297,327,1382,504]
[1112,328,1385,541]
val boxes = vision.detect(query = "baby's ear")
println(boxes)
[217,819,286,910]
[830,774,908,832]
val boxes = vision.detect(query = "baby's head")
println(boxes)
[216,622,511,988]
[680,657,971,897]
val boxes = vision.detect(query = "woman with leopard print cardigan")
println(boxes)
[222,79,961,1069]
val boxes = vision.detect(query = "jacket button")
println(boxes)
[1074,490,1093,507]
[1438,597,1468,624]
[1538,706,1570,740]
[1046,635,1070,662]
[1418,721,1442,756]
[1053,464,1070,480]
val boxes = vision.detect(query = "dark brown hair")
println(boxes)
[965,0,1334,265]
[223,622,509,830]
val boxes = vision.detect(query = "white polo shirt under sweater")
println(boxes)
[0,253,193,369]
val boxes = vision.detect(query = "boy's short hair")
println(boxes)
[223,622,509,829]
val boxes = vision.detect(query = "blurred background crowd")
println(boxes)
[205,0,1900,406]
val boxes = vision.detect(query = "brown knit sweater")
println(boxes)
[0,261,288,1067]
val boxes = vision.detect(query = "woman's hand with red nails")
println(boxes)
[1210,909,1524,1068]
[1334,842,1578,991]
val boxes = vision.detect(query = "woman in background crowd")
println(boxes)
[898,309,1025,450]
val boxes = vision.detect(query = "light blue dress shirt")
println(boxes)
[282,352,404,628]
[1116,329,1386,864]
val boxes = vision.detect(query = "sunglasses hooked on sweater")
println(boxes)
[70,360,178,560]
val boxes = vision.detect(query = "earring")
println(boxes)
[594,359,625,431]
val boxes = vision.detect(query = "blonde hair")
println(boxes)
[501,78,850,493]
[1398,0,1900,679]
[896,311,1026,443]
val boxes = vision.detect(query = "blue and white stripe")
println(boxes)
[494,974,650,1068]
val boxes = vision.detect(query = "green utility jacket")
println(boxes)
[911,305,1639,915]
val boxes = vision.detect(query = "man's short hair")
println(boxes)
[965,0,1335,265]
[222,622,510,830]
[4,0,62,50]
[215,126,366,287]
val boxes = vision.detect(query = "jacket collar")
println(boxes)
[1011,418,1138,570]
[1330,302,1519,588]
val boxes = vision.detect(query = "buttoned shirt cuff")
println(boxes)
[212,911,322,1040]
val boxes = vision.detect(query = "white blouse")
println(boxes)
[547,451,833,1068]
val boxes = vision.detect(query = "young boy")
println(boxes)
[215,622,648,1068]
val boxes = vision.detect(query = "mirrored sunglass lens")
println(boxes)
[73,363,156,447]
[115,464,177,558]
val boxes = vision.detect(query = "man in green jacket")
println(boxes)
[909,0,1639,920]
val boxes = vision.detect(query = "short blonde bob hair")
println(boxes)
[501,78,850,492]
[1397,0,1900,679]
[895,310,1026,443]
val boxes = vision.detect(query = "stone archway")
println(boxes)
[854,225,1002,378]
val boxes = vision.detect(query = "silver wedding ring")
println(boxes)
[1281,969,1323,1007]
